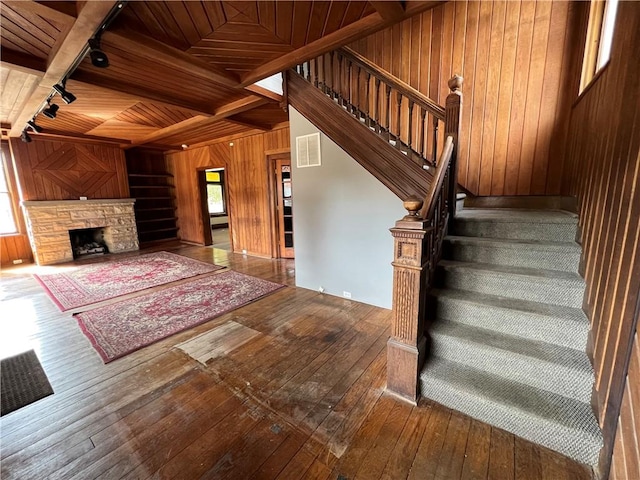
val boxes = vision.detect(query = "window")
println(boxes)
[0,148,18,235]
[580,0,619,92]
[205,169,226,215]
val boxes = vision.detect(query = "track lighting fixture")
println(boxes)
[43,102,59,119]
[26,119,43,133]
[53,83,76,104]
[88,38,109,68]
[21,130,32,143]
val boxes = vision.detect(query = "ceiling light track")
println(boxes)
[21,1,128,142]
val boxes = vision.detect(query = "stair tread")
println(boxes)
[430,321,593,374]
[439,259,584,282]
[444,235,581,251]
[456,208,578,223]
[420,357,602,465]
[431,288,587,322]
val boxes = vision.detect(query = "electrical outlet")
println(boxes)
[242,249,247,255]
[318,286,325,293]
[343,291,352,299]
[79,196,88,200]
[12,259,23,265]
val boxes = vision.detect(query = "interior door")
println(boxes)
[274,157,294,258]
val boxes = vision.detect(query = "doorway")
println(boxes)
[269,153,294,259]
[200,168,231,251]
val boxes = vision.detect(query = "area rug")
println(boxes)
[1,350,54,416]
[75,271,285,363]
[34,251,223,311]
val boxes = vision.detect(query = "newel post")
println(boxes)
[444,75,463,222]
[387,196,430,404]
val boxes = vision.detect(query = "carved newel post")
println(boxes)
[387,196,430,403]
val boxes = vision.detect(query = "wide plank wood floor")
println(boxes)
[0,244,592,480]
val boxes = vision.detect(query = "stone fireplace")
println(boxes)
[22,199,139,265]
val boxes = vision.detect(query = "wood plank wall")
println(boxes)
[1,141,32,266]
[349,0,586,196]
[167,127,290,257]
[561,2,640,478]
[610,332,640,480]
[9,138,129,201]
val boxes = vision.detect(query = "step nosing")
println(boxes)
[439,260,584,281]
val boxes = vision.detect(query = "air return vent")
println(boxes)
[296,132,321,168]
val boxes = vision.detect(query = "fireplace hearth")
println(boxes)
[22,199,139,265]
[69,227,109,259]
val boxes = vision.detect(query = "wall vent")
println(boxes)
[296,133,321,168]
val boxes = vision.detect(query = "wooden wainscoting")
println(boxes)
[0,234,33,267]
[9,137,129,201]
[349,0,587,197]
[561,2,640,478]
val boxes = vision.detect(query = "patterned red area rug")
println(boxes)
[35,251,222,311]
[75,271,285,363]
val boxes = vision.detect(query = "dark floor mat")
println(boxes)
[1,350,54,416]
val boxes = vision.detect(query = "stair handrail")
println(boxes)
[339,47,445,120]
[421,135,454,219]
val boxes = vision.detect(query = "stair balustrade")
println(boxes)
[293,51,463,404]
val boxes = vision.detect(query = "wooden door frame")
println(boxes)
[266,148,291,258]
[197,166,232,248]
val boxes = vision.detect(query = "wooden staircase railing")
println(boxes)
[292,50,463,404]
[297,47,446,171]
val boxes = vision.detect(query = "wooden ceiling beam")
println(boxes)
[0,48,47,77]
[244,84,283,103]
[225,117,271,132]
[102,29,240,88]
[130,96,269,147]
[238,1,443,88]
[8,1,118,137]
[369,1,406,22]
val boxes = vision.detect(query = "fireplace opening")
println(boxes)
[69,227,109,259]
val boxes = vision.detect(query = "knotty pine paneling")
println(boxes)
[561,2,640,478]
[10,138,129,201]
[167,127,290,256]
[0,234,33,267]
[349,0,586,196]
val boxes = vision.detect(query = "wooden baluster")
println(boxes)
[432,118,438,167]
[444,75,463,224]
[395,93,402,147]
[388,197,429,403]
[419,108,426,159]
[329,51,335,98]
[347,61,353,112]
[365,72,371,127]
[337,54,344,105]
[355,66,361,116]
[408,100,414,156]
[313,57,319,87]
[374,78,381,132]
[385,84,391,132]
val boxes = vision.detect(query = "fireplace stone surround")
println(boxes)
[22,199,139,265]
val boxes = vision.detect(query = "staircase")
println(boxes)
[421,207,602,465]
[289,49,602,468]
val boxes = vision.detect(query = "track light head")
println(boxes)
[88,38,109,68]
[43,102,59,119]
[27,120,43,134]
[53,83,76,104]
[21,130,32,143]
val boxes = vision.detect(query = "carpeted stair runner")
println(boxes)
[420,208,602,466]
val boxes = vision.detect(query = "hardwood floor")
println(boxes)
[0,244,592,480]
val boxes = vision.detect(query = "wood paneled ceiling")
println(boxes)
[0,0,440,149]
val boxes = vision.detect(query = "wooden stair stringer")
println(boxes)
[287,71,431,200]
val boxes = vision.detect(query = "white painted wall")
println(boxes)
[288,106,404,309]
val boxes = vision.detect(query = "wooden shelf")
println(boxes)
[135,206,177,212]
[139,227,180,234]
[129,185,175,189]
[135,196,174,200]
[128,173,173,178]
[136,217,177,224]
